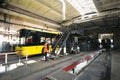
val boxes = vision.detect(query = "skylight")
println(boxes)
[67,0,98,15]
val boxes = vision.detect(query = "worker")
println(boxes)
[44,40,50,61]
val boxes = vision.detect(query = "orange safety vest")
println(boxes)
[44,42,49,53]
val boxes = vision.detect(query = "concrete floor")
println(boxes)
[0,49,119,80]
[111,50,120,80]
[0,51,94,80]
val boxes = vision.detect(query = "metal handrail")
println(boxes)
[0,52,17,64]
[0,51,30,73]
[0,51,29,65]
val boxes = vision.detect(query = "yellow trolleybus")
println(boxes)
[15,28,59,56]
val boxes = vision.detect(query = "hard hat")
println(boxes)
[46,39,50,43]
[47,40,50,43]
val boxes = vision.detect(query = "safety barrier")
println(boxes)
[0,52,17,64]
[0,51,29,73]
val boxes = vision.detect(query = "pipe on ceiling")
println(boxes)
[58,0,66,20]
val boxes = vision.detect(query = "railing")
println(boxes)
[0,52,17,64]
[0,51,29,73]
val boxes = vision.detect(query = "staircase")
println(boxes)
[51,27,71,56]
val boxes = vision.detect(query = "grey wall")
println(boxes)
[114,29,120,49]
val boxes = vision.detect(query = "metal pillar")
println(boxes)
[63,42,67,55]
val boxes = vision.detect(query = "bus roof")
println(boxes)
[19,28,60,34]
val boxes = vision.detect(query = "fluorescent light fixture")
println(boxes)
[67,0,98,15]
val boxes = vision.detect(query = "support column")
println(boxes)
[63,42,67,55]
[74,37,80,53]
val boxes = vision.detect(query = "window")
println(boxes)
[26,36,32,43]
[41,37,45,43]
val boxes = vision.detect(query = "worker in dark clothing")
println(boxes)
[101,39,106,49]
[106,38,111,51]
[44,40,50,61]
[101,38,111,51]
